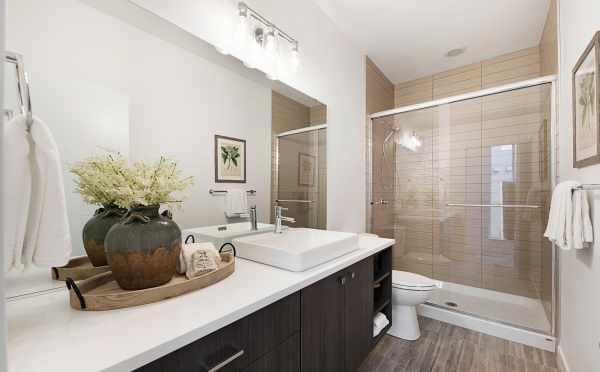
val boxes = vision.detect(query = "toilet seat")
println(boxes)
[391,270,442,291]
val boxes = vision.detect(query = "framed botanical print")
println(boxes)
[215,135,246,183]
[573,31,600,168]
[298,153,316,186]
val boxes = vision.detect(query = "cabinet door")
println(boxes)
[301,271,346,372]
[243,333,300,372]
[345,257,374,372]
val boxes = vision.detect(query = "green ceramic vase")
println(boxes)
[105,205,181,290]
[82,206,126,267]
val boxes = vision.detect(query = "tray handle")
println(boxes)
[219,243,236,257]
[66,278,87,310]
[185,234,195,244]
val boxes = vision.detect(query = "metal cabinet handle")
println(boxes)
[339,276,347,286]
[350,272,356,279]
[201,348,245,372]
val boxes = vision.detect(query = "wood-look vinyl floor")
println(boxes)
[359,317,559,372]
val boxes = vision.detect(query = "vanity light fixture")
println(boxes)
[222,1,300,80]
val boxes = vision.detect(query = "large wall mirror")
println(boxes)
[3,0,326,298]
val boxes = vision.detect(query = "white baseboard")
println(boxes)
[556,345,571,372]
[417,303,556,351]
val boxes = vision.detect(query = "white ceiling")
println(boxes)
[314,0,550,83]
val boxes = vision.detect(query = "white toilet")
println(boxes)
[388,270,442,341]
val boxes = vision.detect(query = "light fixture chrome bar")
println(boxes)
[370,75,557,120]
[446,203,539,209]
[239,2,298,47]
[209,189,256,195]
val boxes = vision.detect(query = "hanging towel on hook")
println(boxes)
[25,115,72,267]
[3,114,72,271]
[3,114,32,272]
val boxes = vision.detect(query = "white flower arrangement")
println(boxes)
[70,153,129,207]
[71,154,193,209]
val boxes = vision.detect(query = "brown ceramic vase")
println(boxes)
[82,205,126,267]
[104,205,181,290]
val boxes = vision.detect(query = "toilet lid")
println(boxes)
[391,270,442,290]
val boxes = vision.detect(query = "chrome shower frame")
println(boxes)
[367,75,559,338]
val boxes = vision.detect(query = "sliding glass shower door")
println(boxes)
[370,83,553,334]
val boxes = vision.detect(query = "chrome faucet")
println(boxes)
[274,206,295,233]
[249,205,258,231]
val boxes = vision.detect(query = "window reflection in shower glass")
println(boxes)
[488,144,515,240]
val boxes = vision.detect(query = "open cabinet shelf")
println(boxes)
[372,246,392,342]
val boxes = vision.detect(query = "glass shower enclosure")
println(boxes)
[275,125,327,229]
[368,78,556,336]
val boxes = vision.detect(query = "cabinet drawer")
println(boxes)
[136,318,249,372]
[136,292,300,372]
[243,333,300,372]
[245,291,300,360]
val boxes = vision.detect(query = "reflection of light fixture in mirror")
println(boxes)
[223,2,300,80]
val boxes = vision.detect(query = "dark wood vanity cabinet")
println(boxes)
[135,293,300,372]
[137,253,385,372]
[301,256,374,372]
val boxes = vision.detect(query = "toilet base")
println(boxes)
[388,305,421,340]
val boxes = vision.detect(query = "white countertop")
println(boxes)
[7,235,394,372]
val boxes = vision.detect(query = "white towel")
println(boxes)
[225,189,248,218]
[177,242,221,279]
[25,116,72,267]
[3,114,32,272]
[572,190,593,249]
[544,181,593,250]
[373,312,390,337]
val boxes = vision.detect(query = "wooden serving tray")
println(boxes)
[52,256,110,281]
[66,253,235,311]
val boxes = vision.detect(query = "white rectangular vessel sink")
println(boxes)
[183,222,275,248]
[232,228,359,271]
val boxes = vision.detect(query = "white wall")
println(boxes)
[6,0,272,241]
[557,1,600,371]
[130,0,367,233]
[0,0,8,368]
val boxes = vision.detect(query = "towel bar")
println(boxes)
[209,189,256,195]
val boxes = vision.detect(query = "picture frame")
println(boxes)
[215,135,246,183]
[298,152,316,187]
[573,31,600,168]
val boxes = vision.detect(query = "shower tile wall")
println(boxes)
[366,56,395,237]
[394,46,542,107]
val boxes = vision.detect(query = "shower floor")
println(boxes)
[427,282,551,333]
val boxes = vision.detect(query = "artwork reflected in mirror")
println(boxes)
[573,31,600,168]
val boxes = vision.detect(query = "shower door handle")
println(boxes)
[446,203,539,209]
[370,199,390,206]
